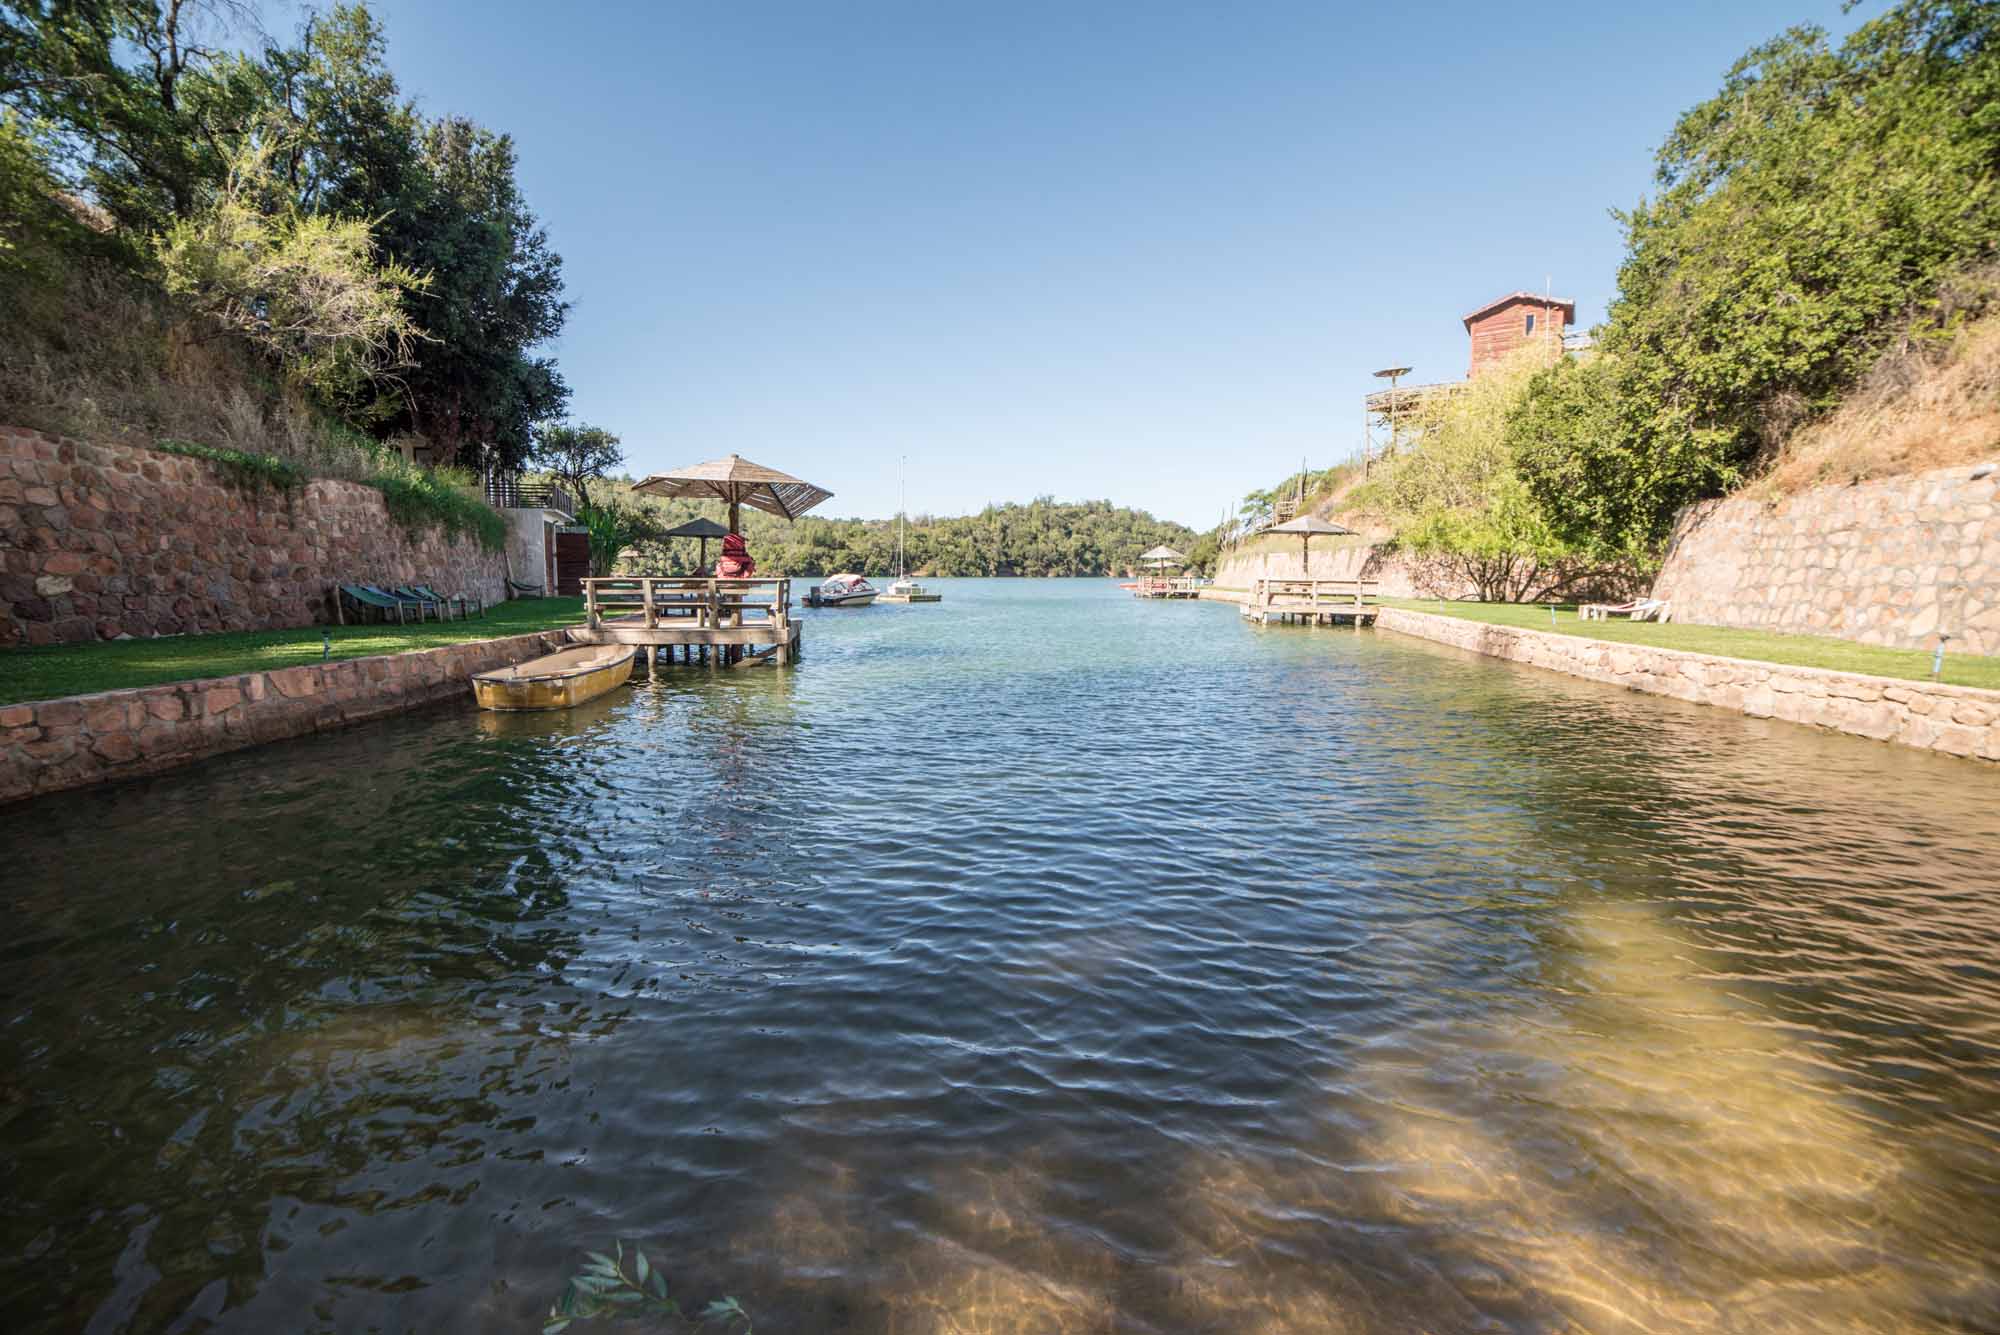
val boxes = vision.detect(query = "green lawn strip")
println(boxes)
[1381,598,2000,691]
[0,598,588,706]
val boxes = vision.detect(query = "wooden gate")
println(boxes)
[554,531,591,596]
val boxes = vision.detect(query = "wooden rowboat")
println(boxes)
[471,644,637,712]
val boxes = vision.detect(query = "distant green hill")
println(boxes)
[595,482,1200,578]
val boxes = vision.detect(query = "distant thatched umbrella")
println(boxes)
[1138,544,1185,569]
[1266,514,1355,567]
[661,516,729,570]
[632,454,834,533]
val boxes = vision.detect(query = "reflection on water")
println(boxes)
[3,580,1998,1333]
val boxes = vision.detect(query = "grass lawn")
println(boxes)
[0,598,588,706]
[1382,598,2000,691]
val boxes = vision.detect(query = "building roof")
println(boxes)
[1462,291,1576,327]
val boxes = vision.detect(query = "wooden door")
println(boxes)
[555,531,590,596]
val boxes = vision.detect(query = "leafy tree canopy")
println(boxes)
[532,423,623,508]
[1355,351,1633,601]
[2,0,572,469]
[1514,0,2000,551]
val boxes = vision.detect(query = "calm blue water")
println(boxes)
[4,580,1999,1333]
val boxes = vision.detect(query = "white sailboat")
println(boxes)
[879,455,942,604]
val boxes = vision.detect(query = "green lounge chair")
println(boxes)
[338,584,421,624]
[412,583,483,619]
[362,584,436,622]
[390,585,453,620]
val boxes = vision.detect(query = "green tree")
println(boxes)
[154,139,423,401]
[379,112,569,467]
[1359,350,1632,601]
[1502,352,1656,556]
[251,7,572,467]
[1521,0,2000,550]
[0,0,265,235]
[577,498,659,577]
[532,423,622,508]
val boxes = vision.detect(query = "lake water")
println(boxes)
[5,580,1999,1333]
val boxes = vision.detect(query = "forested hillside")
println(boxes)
[595,481,1198,578]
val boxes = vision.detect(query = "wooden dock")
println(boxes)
[1240,577,1380,626]
[570,577,799,668]
[1132,576,1201,600]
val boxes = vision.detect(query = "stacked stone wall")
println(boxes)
[1652,463,1999,655]
[0,629,573,803]
[0,426,507,646]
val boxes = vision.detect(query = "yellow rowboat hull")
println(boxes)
[471,644,637,712]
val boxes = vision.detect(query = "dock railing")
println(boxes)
[582,577,793,633]
[1240,579,1384,627]
[1249,577,1380,616]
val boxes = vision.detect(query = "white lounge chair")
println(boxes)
[1581,598,1671,623]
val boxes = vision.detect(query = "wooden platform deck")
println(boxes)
[1240,577,1380,627]
[1132,577,1201,599]
[569,577,800,667]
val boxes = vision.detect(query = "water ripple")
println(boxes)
[3,581,1999,1333]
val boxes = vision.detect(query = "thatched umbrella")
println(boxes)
[1266,514,1355,569]
[632,454,834,533]
[1138,544,1185,571]
[660,516,729,570]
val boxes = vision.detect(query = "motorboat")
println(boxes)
[471,643,636,711]
[805,573,878,607]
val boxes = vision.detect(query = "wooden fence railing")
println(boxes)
[1251,577,1379,609]
[582,577,792,632]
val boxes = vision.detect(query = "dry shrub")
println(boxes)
[1752,303,2000,496]
[0,255,386,479]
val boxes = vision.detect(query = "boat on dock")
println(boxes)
[806,573,879,607]
[471,643,637,711]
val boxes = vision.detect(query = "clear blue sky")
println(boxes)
[351,0,1861,527]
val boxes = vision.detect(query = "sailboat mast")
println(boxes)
[898,455,907,578]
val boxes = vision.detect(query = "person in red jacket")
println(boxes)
[713,532,754,626]
[716,532,755,578]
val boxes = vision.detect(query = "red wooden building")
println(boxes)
[1462,291,1574,377]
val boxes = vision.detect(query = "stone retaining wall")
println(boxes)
[1,426,507,647]
[1651,463,1999,655]
[1378,608,2000,762]
[0,629,573,804]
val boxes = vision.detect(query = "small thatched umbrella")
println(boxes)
[1138,543,1185,572]
[660,516,729,571]
[1266,514,1355,569]
[632,454,834,533]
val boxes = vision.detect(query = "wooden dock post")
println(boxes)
[1240,576,1380,627]
[570,576,805,671]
